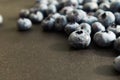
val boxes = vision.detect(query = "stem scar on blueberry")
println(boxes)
[102,13,106,19]
[76,31,83,34]
[81,26,84,29]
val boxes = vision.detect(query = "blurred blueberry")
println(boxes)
[110,1,120,13]
[17,18,32,31]
[114,12,120,25]
[46,4,57,15]
[60,6,74,15]
[29,11,43,23]
[83,2,98,12]
[113,55,120,72]
[19,9,30,18]
[107,24,120,37]
[99,2,110,11]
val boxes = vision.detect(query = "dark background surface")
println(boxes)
[0,0,120,80]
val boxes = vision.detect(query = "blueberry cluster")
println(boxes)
[17,0,120,72]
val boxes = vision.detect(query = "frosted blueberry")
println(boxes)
[68,30,91,49]
[94,30,116,47]
[17,18,32,31]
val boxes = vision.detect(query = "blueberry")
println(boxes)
[17,18,32,31]
[34,4,48,17]
[99,2,110,11]
[50,13,61,19]
[98,11,115,28]
[76,23,91,34]
[68,30,91,49]
[92,22,105,33]
[48,0,59,11]
[35,3,48,11]
[19,9,30,18]
[114,37,120,52]
[94,30,116,47]
[29,11,43,23]
[55,15,67,31]
[114,12,120,25]
[83,2,98,12]
[107,24,120,37]
[110,1,120,13]
[66,9,87,23]
[64,22,79,34]
[82,15,98,25]
[113,55,120,72]
[29,7,38,13]
[46,4,57,15]
[41,16,55,31]
[94,9,104,18]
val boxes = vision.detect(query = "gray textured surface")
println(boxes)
[0,0,120,80]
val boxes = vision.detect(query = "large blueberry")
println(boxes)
[60,6,74,15]
[68,30,91,49]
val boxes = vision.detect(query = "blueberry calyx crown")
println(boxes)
[101,13,106,19]
[76,31,83,34]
